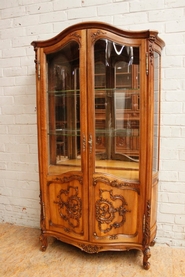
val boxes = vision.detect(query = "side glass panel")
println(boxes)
[94,39,140,180]
[153,52,160,173]
[46,41,81,172]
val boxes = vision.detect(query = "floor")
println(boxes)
[0,223,185,277]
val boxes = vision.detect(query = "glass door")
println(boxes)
[47,41,81,173]
[88,32,142,244]
[45,36,88,240]
[94,39,140,181]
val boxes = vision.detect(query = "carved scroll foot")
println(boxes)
[143,247,151,270]
[39,233,48,252]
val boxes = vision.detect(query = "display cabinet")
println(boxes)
[31,22,164,269]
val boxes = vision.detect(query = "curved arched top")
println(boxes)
[31,21,165,50]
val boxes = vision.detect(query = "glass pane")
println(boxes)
[153,52,160,173]
[94,39,140,181]
[47,41,81,172]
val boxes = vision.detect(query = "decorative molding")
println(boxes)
[40,191,46,230]
[79,244,103,253]
[70,32,81,45]
[33,46,38,72]
[48,175,83,186]
[95,189,131,234]
[109,234,118,240]
[93,176,140,194]
[91,30,106,42]
[148,35,156,65]
[143,199,151,246]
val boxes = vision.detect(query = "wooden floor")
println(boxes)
[0,223,185,277]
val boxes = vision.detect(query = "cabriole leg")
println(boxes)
[143,247,151,270]
[39,233,48,252]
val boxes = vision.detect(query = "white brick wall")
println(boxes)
[0,0,185,247]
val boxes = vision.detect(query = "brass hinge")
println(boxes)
[146,52,149,75]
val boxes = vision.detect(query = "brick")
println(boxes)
[5,143,29,154]
[160,203,184,214]
[3,67,27,77]
[161,114,185,126]
[82,0,112,6]
[175,215,185,225]
[178,171,185,182]
[40,11,67,24]
[166,45,185,56]
[164,91,185,102]
[166,20,185,33]
[67,6,97,19]
[26,23,53,36]
[160,148,178,160]
[165,0,185,9]
[0,18,12,30]
[27,2,53,15]
[130,0,165,12]
[149,8,184,22]
[54,0,81,11]
[159,171,178,182]
[161,159,185,171]
[15,114,36,125]
[13,14,39,28]
[157,213,175,224]
[114,12,148,26]
[98,2,129,16]
[1,27,26,40]
[161,102,182,114]
[1,6,26,19]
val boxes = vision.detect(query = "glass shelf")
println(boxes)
[48,129,81,136]
[47,89,80,96]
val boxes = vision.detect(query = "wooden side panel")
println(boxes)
[150,179,158,241]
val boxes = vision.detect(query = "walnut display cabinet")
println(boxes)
[31,22,164,269]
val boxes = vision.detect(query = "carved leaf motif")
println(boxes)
[70,32,81,45]
[149,35,156,65]
[93,176,140,194]
[54,185,82,229]
[50,175,83,185]
[91,30,106,42]
[95,189,131,234]
[79,244,102,253]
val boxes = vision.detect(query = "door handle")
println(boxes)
[88,134,92,153]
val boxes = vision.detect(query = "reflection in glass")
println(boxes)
[47,41,81,171]
[153,52,160,173]
[94,39,140,180]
